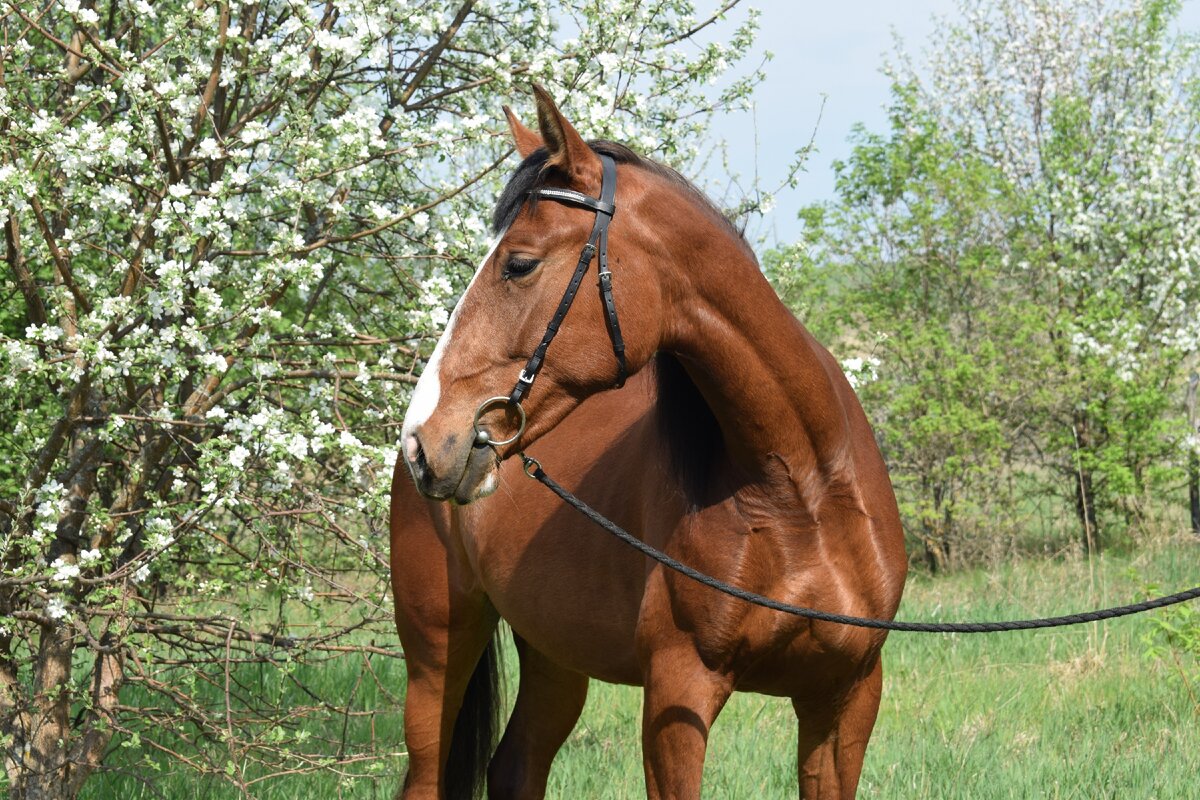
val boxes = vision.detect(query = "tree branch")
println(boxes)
[398,0,476,109]
[179,2,229,163]
[5,212,48,327]
[29,195,91,315]
[657,1,743,47]
[5,2,122,78]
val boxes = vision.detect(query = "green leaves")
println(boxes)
[771,0,1200,565]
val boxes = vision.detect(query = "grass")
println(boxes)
[86,538,1200,799]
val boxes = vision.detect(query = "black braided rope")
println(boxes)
[524,459,1200,633]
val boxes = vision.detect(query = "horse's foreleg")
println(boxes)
[391,480,499,799]
[395,614,498,800]
[639,645,734,799]
[793,658,883,800]
[487,635,589,799]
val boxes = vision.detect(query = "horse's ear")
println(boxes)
[531,84,601,186]
[503,105,543,159]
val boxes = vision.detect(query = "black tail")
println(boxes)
[444,635,502,800]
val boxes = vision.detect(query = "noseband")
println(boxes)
[473,154,625,448]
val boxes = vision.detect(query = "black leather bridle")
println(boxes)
[472,153,625,449]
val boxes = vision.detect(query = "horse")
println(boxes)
[389,85,908,800]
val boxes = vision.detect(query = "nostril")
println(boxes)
[405,432,430,480]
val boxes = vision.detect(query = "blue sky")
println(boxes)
[705,0,1200,245]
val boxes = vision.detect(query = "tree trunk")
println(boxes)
[922,534,949,574]
[1073,414,1100,554]
[4,435,121,800]
[1188,373,1199,536]
[3,624,123,800]
[1190,452,1199,537]
[920,480,952,573]
[11,623,74,800]
[1075,464,1099,554]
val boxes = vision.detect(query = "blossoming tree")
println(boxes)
[0,1,760,796]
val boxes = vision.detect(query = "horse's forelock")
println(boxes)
[492,149,550,233]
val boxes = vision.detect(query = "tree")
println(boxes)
[0,1,761,796]
[772,86,1049,570]
[776,0,1200,560]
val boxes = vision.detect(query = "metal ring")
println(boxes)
[472,396,526,448]
[521,454,542,478]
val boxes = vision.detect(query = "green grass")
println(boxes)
[87,539,1200,799]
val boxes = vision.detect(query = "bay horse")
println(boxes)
[390,85,907,800]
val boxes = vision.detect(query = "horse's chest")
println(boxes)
[459,489,649,684]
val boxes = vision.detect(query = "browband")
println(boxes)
[532,188,616,218]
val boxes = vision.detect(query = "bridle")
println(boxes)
[472,153,624,450]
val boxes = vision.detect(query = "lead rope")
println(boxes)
[519,454,1200,633]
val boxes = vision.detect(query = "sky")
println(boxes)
[704,0,1200,246]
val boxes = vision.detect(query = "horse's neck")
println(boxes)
[664,236,856,504]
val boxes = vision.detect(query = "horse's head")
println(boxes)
[401,86,670,502]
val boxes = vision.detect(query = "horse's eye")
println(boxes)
[503,257,540,279]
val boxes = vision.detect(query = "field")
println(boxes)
[87,537,1200,799]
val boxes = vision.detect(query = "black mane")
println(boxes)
[653,353,724,508]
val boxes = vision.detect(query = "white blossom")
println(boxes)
[46,597,68,620]
[841,356,881,390]
[50,558,81,584]
[286,434,309,459]
[229,445,251,469]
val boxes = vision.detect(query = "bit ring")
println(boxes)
[472,396,526,448]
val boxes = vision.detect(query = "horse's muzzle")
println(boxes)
[404,428,497,503]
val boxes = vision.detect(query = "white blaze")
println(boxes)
[401,233,505,452]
